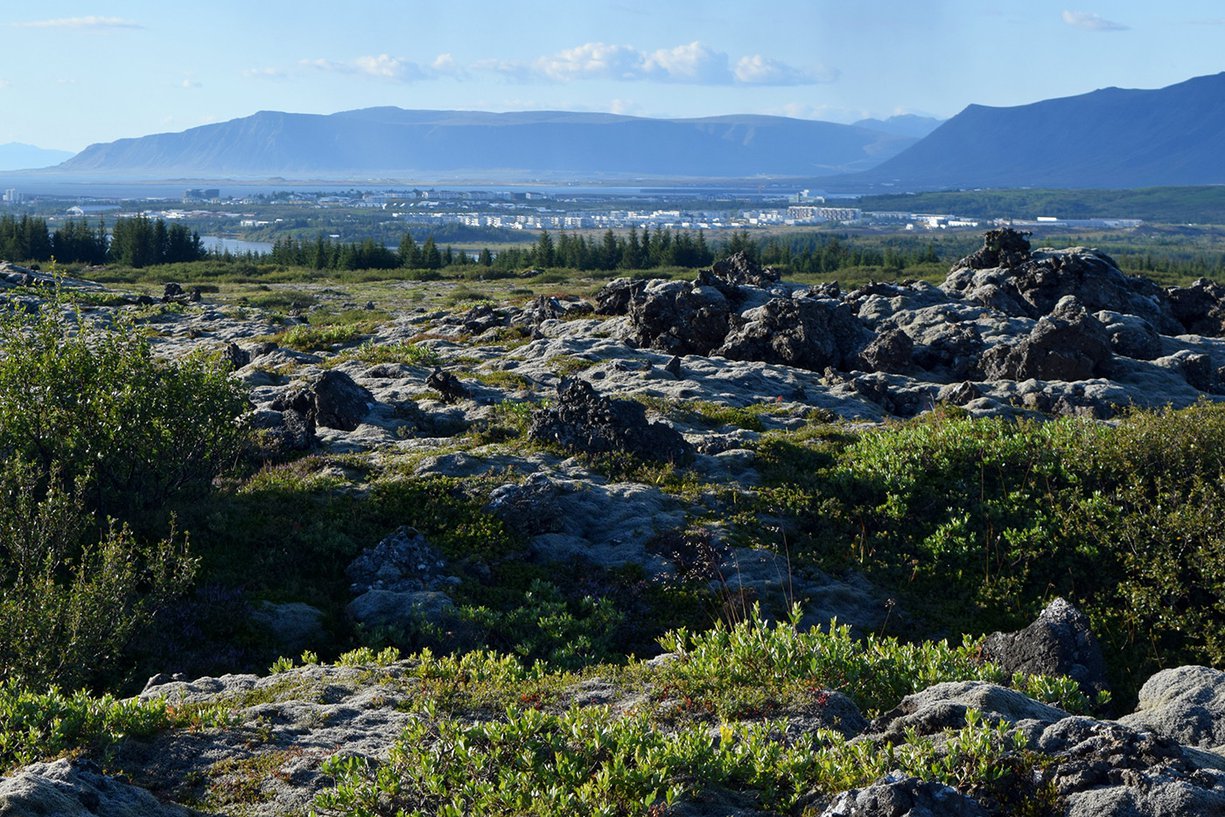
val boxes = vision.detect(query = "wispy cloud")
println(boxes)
[11,16,142,30]
[179,78,201,90]
[0,79,11,90]
[489,41,833,86]
[301,53,458,82]
[1061,10,1129,31]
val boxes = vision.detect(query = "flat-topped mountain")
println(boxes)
[851,72,1225,189]
[53,108,918,179]
[0,142,74,171]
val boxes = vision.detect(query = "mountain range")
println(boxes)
[30,71,1225,189]
[847,71,1225,189]
[54,110,920,179]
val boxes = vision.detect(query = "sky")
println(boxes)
[1,1,1223,152]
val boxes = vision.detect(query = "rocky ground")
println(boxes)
[3,231,1225,815]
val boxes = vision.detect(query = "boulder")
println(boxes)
[1095,310,1164,360]
[1168,278,1225,337]
[980,297,1113,382]
[819,775,987,817]
[870,681,1067,742]
[955,227,1033,271]
[708,251,781,288]
[716,296,869,372]
[857,327,915,374]
[983,597,1109,698]
[625,279,732,355]
[0,758,197,817]
[593,277,646,315]
[426,368,472,403]
[528,378,693,464]
[1036,716,1225,816]
[1120,665,1225,750]
[346,526,457,596]
[314,370,374,431]
[250,601,326,656]
[944,235,1175,331]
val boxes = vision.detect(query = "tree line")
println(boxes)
[0,215,204,268]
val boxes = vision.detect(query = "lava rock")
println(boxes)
[528,378,693,464]
[314,370,374,431]
[820,775,987,817]
[593,278,646,315]
[716,295,868,372]
[858,327,914,374]
[626,279,732,356]
[426,368,472,403]
[980,297,1113,382]
[984,597,1109,698]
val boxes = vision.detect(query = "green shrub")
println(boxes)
[0,293,250,521]
[0,680,173,771]
[0,458,195,690]
[314,703,1042,817]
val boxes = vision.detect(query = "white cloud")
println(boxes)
[1061,10,1129,31]
[354,54,426,81]
[179,79,201,90]
[734,54,838,85]
[11,16,142,30]
[301,54,455,82]
[0,79,10,90]
[431,53,465,78]
[486,41,828,86]
[643,42,732,83]
[536,42,644,81]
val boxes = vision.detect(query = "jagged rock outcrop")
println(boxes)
[979,297,1113,382]
[943,229,1176,330]
[528,378,694,464]
[983,598,1110,699]
[717,295,869,372]
[313,369,374,431]
[345,526,462,635]
[1168,278,1225,337]
[625,279,732,355]
[819,776,988,817]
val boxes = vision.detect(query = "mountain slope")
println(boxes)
[53,108,916,179]
[0,143,75,171]
[854,72,1225,189]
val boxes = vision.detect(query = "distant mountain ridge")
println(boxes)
[850,72,1225,189]
[0,143,74,172]
[54,108,918,179]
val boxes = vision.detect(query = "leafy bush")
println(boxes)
[0,293,250,521]
[314,703,1041,817]
[762,404,1225,699]
[0,679,172,771]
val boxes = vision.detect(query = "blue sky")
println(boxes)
[2,1,1223,152]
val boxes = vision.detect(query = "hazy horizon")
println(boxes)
[1,1,1222,153]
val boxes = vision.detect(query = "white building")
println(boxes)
[2,189,20,204]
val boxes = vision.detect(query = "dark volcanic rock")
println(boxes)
[819,776,987,817]
[626,279,732,355]
[426,368,472,403]
[314,370,373,431]
[223,341,251,370]
[528,378,693,464]
[945,235,1175,331]
[709,250,781,288]
[984,597,1109,698]
[717,295,869,372]
[858,327,914,374]
[980,297,1113,382]
[593,278,646,316]
[1035,716,1225,815]
[956,227,1033,271]
[1168,278,1225,337]
[911,323,985,379]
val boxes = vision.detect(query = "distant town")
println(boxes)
[0,184,1147,251]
